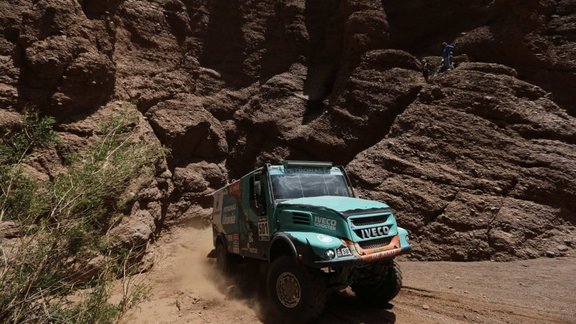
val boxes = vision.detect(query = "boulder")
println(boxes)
[22,36,115,118]
[109,209,156,248]
[146,98,228,164]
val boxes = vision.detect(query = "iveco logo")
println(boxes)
[359,226,390,239]
[314,216,337,230]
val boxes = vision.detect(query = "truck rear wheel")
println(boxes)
[352,260,403,306]
[267,256,326,321]
[215,241,237,274]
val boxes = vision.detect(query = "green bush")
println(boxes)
[0,110,161,323]
[1,113,55,222]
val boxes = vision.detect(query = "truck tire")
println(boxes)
[267,256,326,322]
[215,241,237,274]
[352,260,402,306]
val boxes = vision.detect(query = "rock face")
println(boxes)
[347,64,576,260]
[16,0,116,117]
[1,0,575,261]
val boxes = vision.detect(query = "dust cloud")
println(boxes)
[172,227,226,299]
[121,226,262,323]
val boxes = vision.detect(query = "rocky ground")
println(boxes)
[121,225,576,324]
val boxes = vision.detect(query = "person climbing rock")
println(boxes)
[421,59,431,82]
[441,41,455,71]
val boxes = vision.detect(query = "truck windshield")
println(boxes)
[270,173,351,200]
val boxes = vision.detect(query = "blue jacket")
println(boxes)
[443,44,454,58]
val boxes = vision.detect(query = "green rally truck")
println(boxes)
[210,161,411,320]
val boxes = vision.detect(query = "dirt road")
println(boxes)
[121,226,576,324]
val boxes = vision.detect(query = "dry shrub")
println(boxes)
[0,109,161,323]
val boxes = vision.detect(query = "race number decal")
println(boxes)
[258,219,269,241]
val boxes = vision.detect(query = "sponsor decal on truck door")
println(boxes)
[222,204,237,225]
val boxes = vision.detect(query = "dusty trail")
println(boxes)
[121,225,261,324]
[122,225,576,324]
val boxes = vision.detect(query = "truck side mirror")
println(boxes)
[254,180,261,197]
[254,180,266,215]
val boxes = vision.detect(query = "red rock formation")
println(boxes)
[348,64,576,260]
[1,0,575,260]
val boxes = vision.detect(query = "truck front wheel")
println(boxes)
[352,260,403,306]
[267,256,326,321]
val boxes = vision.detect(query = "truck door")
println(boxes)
[240,171,269,259]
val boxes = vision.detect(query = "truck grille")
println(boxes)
[350,215,389,226]
[358,237,393,250]
[292,212,311,225]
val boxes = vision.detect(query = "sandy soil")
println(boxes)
[121,225,576,324]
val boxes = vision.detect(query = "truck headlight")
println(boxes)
[324,249,335,259]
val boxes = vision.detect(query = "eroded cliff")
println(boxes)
[1,0,575,261]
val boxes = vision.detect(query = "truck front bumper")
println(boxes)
[282,228,411,268]
[313,245,411,267]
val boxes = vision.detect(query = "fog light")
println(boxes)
[325,249,335,259]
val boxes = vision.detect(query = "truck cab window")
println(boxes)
[270,173,351,200]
